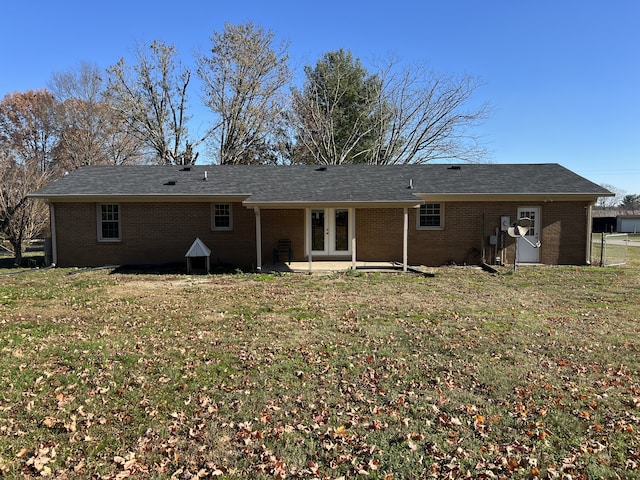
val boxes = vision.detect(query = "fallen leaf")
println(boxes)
[42,417,57,428]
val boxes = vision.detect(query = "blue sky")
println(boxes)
[2,0,638,195]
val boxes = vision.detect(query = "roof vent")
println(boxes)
[164,180,177,186]
[180,166,191,171]
[408,178,414,189]
[447,165,461,170]
[315,166,327,172]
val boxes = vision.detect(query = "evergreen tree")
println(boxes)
[292,49,385,164]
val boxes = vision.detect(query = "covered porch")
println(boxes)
[249,203,421,274]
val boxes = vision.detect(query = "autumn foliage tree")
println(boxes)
[0,66,149,265]
[0,90,57,265]
[50,62,145,171]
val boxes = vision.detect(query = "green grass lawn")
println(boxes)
[1,252,640,478]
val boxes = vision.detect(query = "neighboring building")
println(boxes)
[592,209,618,233]
[29,163,612,270]
[592,209,640,233]
[618,214,640,233]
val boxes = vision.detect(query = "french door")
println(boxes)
[309,208,351,256]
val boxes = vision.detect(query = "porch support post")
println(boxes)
[403,207,408,272]
[351,208,357,269]
[307,208,313,272]
[254,207,262,271]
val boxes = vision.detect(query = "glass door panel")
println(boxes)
[311,209,326,252]
[309,208,352,256]
[334,209,349,252]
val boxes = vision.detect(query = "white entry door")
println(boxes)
[516,207,540,263]
[310,208,351,256]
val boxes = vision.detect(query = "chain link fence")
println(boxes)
[592,233,628,266]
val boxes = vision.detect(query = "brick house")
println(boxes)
[29,163,612,270]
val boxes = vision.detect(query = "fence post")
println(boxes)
[600,232,604,267]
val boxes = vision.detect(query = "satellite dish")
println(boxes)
[507,217,541,247]
[516,217,531,229]
[507,217,531,238]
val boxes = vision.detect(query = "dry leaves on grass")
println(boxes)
[1,267,640,477]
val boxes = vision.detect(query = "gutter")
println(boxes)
[416,193,611,202]
[28,193,252,203]
[242,200,423,209]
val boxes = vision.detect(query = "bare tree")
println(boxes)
[0,91,58,265]
[0,156,51,265]
[197,22,292,164]
[106,41,198,165]
[50,62,145,170]
[370,62,490,164]
[292,54,490,165]
[595,184,623,209]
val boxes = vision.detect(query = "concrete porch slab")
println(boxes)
[261,261,433,274]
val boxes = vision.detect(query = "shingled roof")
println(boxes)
[30,163,612,204]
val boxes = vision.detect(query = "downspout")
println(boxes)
[350,208,356,270]
[306,208,313,272]
[48,202,58,266]
[585,201,594,265]
[254,207,262,271]
[403,208,408,272]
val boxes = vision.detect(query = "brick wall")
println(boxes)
[260,209,305,262]
[356,208,404,262]
[537,202,592,265]
[53,200,592,268]
[356,201,591,266]
[54,202,257,268]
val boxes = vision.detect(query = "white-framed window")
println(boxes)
[417,203,444,230]
[211,203,233,231]
[97,203,121,241]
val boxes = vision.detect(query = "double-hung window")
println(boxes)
[212,203,232,231]
[98,204,121,241]
[417,203,443,229]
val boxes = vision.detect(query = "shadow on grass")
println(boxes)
[0,253,45,269]
[108,262,242,276]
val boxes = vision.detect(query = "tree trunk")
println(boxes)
[10,238,23,267]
